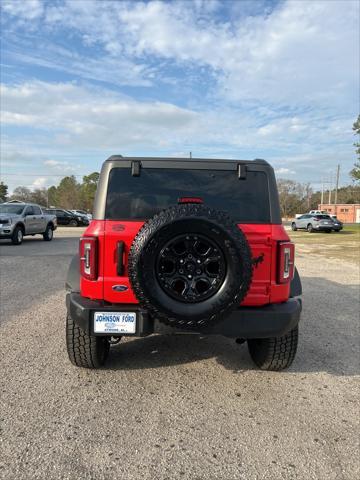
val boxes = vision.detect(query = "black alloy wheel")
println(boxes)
[156,233,226,303]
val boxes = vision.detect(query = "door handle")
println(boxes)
[117,241,125,275]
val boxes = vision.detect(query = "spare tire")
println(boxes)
[128,204,253,330]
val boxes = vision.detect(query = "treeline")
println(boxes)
[1,175,359,217]
[0,173,99,212]
[277,180,360,218]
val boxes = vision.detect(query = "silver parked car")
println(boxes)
[291,214,335,233]
[0,202,57,245]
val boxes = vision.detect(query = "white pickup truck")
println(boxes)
[0,202,57,245]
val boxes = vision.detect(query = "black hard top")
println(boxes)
[105,155,270,166]
[94,155,281,223]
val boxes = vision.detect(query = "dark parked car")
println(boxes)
[44,208,89,227]
[330,215,343,232]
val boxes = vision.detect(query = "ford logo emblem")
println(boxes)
[112,285,128,292]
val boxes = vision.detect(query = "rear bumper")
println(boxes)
[66,293,301,339]
[314,225,332,231]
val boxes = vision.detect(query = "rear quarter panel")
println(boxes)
[239,224,272,306]
[79,221,106,299]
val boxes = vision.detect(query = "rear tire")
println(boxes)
[43,224,54,241]
[247,326,298,371]
[66,315,110,368]
[291,223,297,231]
[11,226,23,245]
[307,224,313,233]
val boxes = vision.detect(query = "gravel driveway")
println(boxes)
[0,230,359,480]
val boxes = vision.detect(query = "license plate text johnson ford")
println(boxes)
[94,312,136,334]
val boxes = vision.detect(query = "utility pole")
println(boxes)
[321,178,324,205]
[189,151,192,159]
[306,183,311,210]
[328,174,332,204]
[334,164,340,206]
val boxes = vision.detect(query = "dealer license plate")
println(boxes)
[94,312,136,334]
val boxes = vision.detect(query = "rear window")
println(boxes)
[315,215,331,219]
[105,168,270,223]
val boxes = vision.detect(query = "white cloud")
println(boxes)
[6,45,152,88]
[3,1,357,109]
[1,81,198,149]
[2,0,44,20]
[1,1,358,184]
[44,160,61,167]
[43,159,76,172]
[258,117,308,137]
[32,177,47,188]
[1,80,355,182]
[43,0,357,108]
[275,167,296,176]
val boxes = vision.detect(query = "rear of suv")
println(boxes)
[291,214,335,233]
[65,156,302,370]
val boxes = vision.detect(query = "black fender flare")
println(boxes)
[65,254,80,293]
[290,267,302,297]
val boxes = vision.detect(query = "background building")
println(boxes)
[319,204,360,223]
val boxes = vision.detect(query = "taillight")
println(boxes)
[277,242,295,284]
[178,197,203,204]
[80,237,98,280]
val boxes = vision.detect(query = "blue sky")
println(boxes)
[0,0,358,192]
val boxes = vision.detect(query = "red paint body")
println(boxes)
[80,220,293,306]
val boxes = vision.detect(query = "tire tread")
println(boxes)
[247,327,298,371]
[66,315,109,368]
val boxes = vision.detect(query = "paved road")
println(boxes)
[0,229,359,480]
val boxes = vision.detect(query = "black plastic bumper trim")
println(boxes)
[66,293,301,339]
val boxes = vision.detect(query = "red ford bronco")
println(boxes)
[66,156,302,370]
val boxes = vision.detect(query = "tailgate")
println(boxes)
[103,221,272,306]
